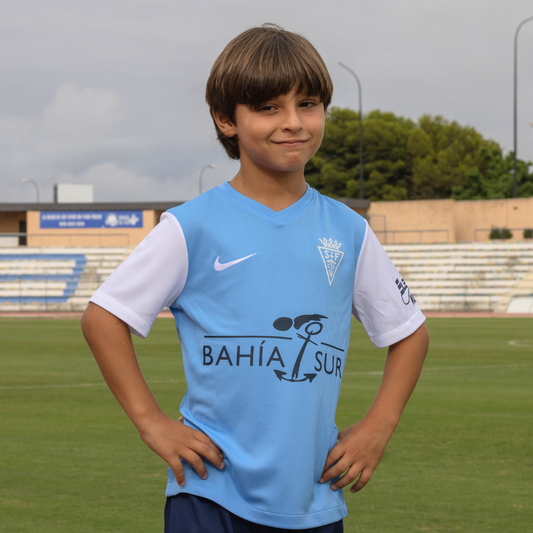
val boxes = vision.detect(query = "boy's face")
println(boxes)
[217,87,325,175]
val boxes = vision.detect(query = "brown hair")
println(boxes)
[206,23,333,160]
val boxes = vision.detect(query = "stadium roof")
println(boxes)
[335,198,371,209]
[0,198,370,212]
[0,202,185,212]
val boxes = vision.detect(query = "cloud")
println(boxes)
[43,83,120,139]
[0,83,143,203]
[58,161,236,203]
[1,76,238,205]
[2,0,533,206]
[56,162,168,202]
[0,83,122,156]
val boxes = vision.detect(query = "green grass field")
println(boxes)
[0,317,532,532]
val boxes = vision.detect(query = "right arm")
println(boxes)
[81,302,225,486]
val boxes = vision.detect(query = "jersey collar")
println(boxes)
[217,181,315,223]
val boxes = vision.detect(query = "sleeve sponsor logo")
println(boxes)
[395,278,416,305]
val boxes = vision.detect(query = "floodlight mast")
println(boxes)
[22,179,40,203]
[338,62,364,200]
[199,164,216,196]
[513,16,533,198]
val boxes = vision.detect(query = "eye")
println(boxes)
[259,104,276,112]
[300,100,317,108]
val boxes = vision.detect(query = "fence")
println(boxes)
[1,276,504,313]
[418,294,500,313]
[373,228,450,244]
[0,272,107,312]
[0,233,131,247]
[474,228,533,241]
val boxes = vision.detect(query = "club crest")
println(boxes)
[318,238,344,286]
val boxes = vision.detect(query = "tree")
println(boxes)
[451,146,533,200]
[305,107,533,200]
[306,108,415,200]
[410,115,488,199]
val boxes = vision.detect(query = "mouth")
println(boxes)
[272,139,308,147]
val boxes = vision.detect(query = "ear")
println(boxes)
[213,111,237,138]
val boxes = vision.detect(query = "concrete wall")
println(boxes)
[368,197,533,244]
[453,197,533,241]
[26,210,158,247]
[368,199,456,244]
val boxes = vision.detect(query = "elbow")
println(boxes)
[389,322,429,357]
[417,323,430,359]
[81,301,103,342]
[80,302,94,341]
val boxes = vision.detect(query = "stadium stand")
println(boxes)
[503,269,533,313]
[1,242,532,313]
[385,242,533,312]
[0,247,129,312]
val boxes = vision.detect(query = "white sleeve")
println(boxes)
[89,212,188,338]
[352,222,425,348]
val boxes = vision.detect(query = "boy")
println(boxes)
[82,24,428,532]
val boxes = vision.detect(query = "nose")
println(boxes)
[281,107,303,132]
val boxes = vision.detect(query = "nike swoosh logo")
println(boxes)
[214,253,257,271]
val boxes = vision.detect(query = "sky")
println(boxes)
[1,0,533,203]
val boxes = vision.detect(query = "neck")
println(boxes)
[229,166,308,212]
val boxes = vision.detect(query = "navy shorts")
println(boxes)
[164,493,344,533]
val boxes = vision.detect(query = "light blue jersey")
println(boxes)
[91,182,425,529]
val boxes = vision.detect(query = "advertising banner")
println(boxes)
[40,211,143,229]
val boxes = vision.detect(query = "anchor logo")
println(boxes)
[202,313,344,384]
[272,314,328,383]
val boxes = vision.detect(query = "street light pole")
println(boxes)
[513,15,533,198]
[22,179,40,203]
[199,164,216,196]
[338,62,364,200]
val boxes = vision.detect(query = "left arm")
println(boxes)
[320,322,429,493]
